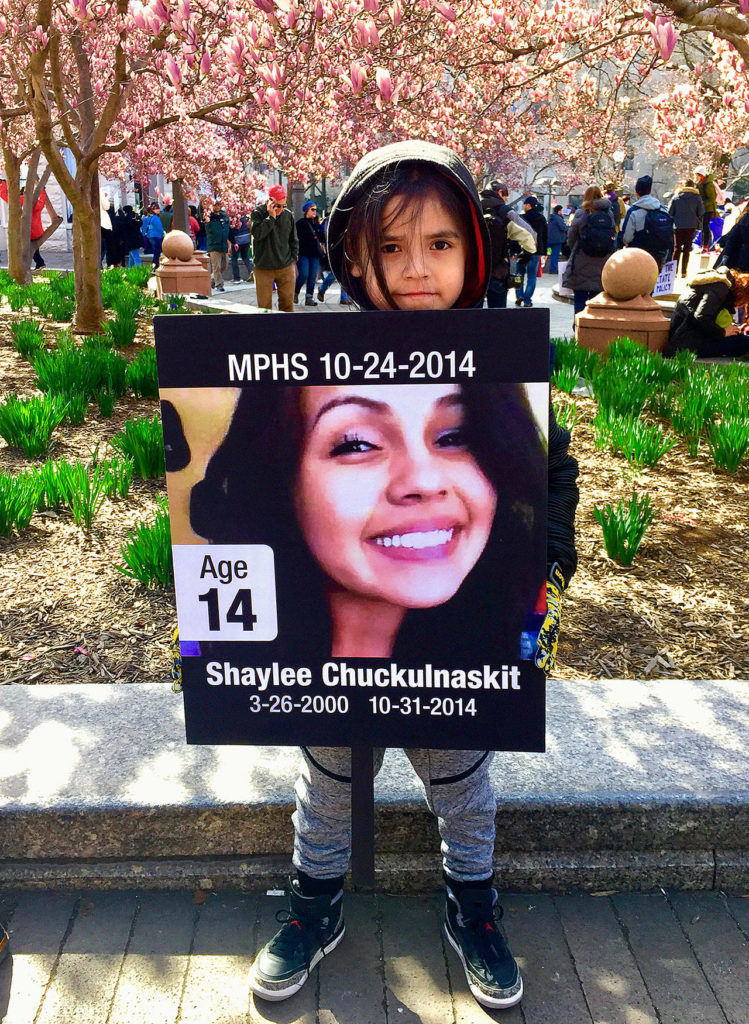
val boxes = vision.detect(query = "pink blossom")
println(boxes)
[433,1,456,22]
[741,0,749,14]
[376,67,393,102]
[350,61,366,94]
[649,16,679,62]
[200,51,211,74]
[253,0,275,12]
[165,55,182,86]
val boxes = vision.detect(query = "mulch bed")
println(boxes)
[1,313,747,683]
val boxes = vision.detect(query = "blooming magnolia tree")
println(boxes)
[3,0,749,329]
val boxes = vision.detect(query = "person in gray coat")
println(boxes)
[562,186,616,317]
[669,181,704,277]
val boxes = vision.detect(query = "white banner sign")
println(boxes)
[653,260,678,297]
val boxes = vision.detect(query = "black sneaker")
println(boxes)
[305,296,318,306]
[444,884,522,1009]
[515,297,523,306]
[0,922,9,964]
[249,880,345,1001]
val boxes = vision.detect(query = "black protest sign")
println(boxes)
[155,309,549,751]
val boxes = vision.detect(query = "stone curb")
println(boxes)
[1,680,747,891]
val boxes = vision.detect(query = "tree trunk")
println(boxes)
[172,179,189,233]
[70,171,104,334]
[2,149,32,286]
[3,145,64,285]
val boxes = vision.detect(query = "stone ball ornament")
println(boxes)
[162,230,195,262]
[601,249,659,301]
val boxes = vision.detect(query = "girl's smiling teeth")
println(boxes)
[373,527,454,549]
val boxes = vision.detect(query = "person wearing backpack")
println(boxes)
[621,175,673,269]
[478,180,536,308]
[562,185,617,316]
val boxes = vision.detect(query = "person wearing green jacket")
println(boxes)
[250,184,299,312]
[205,199,231,292]
[695,165,717,250]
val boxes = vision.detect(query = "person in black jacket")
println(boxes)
[666,266,749,357]
[515,196,547,307]
[236,140,579,1012]
[295,200,325,306]
[121,206,144,267]
[668,181,703,277]
[717,204,749,273]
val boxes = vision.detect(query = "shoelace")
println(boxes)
[269,909,328,966]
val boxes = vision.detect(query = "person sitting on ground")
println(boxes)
[669,179,704,278]
[665,266,749,359]
[562,185,617,317]
[621,175,673,269]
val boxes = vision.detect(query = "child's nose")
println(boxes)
[403,246,428,278]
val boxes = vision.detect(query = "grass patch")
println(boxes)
[0,471,41,536]
[593,492,656,566]
[0,394,67,458]
[126,348,159,398]
[9,320,45,360]
[117,499,173,587]
[110,415,165,477]
[706,420,749,473]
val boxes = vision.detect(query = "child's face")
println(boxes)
[353,193,468,311]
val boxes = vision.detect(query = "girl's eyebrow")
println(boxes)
[312,396,388,429]
[311,393,462,429]
[381,228,462,242]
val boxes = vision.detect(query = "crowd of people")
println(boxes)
[3,160,748,358]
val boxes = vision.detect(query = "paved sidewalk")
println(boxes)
[1,888,748,1023]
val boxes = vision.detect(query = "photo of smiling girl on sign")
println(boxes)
[189,378,546,664]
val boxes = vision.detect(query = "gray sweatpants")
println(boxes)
[292,748,496,883]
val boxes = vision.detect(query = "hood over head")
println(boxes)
[686,266,733,289]
[327,140,490,309]
[632,194,663,210]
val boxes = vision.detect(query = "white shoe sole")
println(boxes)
[444,923,523,1009]
[249,924,345,1002]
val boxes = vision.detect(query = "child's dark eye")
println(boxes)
[381,243,401,254]
[330,434,380,456]
[432,240,452,250]
[435,427,466,448]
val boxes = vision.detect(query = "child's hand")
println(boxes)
[535,564,565,676]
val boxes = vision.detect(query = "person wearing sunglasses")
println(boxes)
[295,200,326,306]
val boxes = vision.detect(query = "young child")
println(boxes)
[248,140,579,1010]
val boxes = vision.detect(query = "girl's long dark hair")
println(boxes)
[188,384,546,665]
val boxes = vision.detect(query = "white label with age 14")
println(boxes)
[173,544,278,641]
